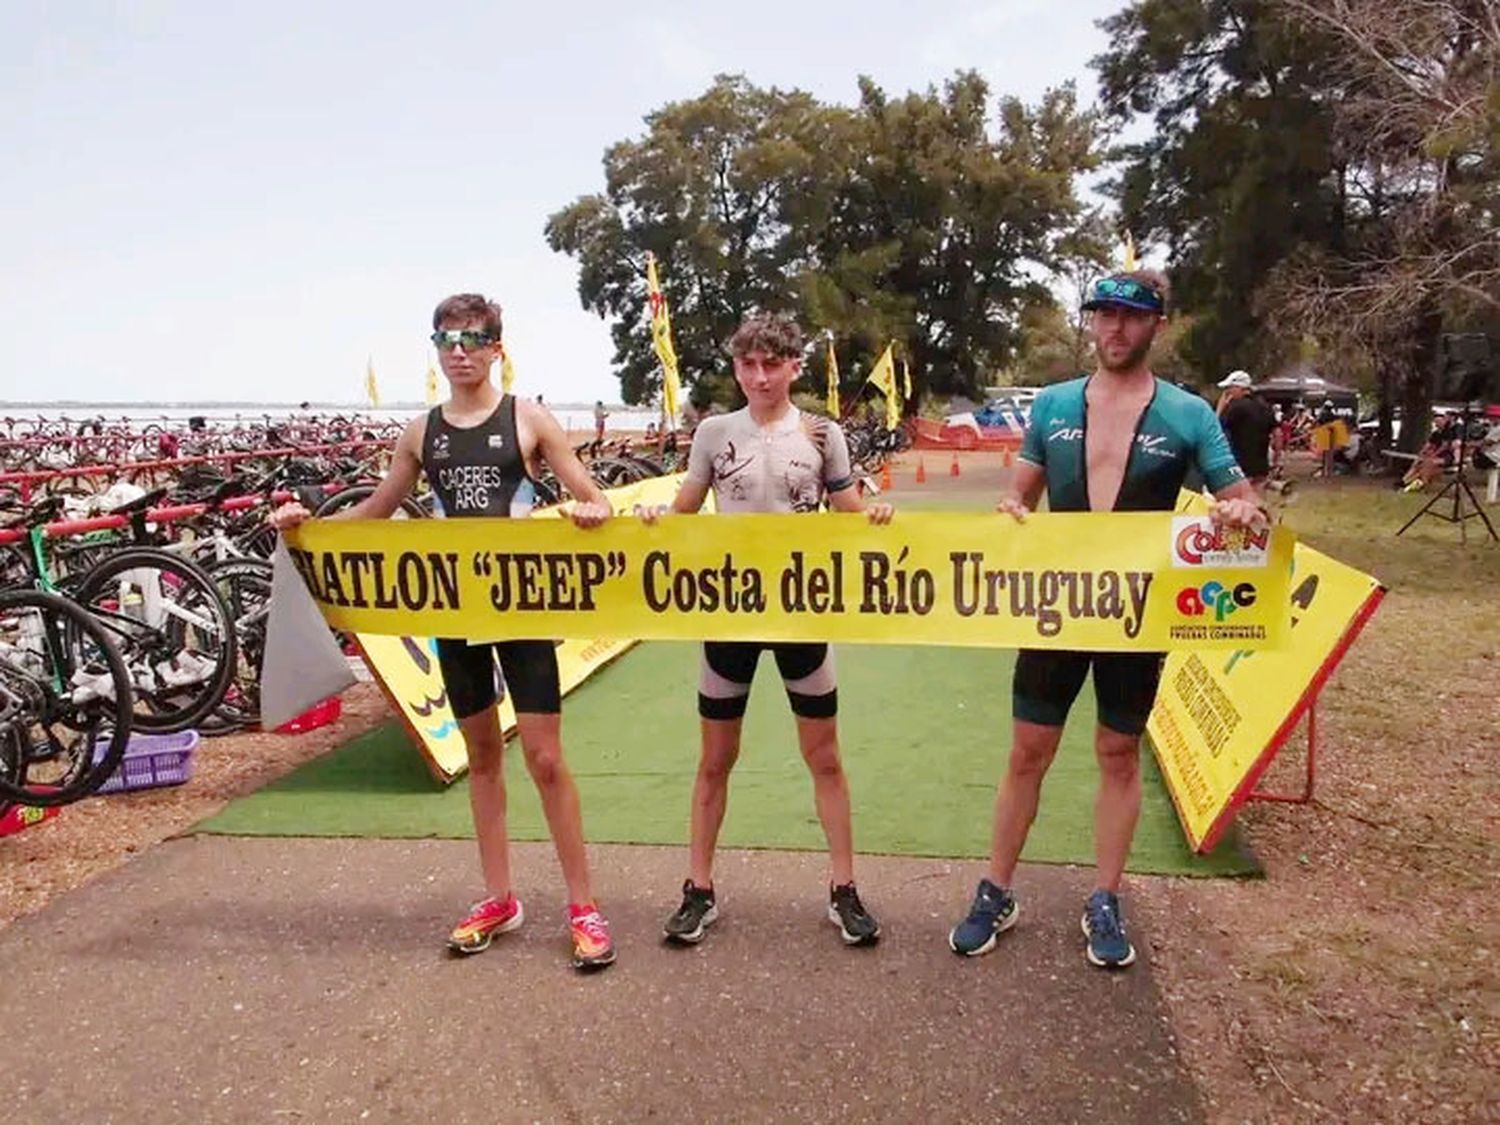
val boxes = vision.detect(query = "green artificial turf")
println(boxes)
[199,641,1256,877]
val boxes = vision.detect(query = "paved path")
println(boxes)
[1,838,1201,1123]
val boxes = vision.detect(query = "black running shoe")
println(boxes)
[663,880,718,944]
[828,882,881,946]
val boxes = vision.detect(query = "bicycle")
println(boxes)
[4,494,238,735]
[0,586,133,808]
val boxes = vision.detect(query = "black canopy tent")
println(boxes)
[1251,364,1360,419]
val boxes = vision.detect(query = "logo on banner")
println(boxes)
[1171,518,1270,568]
[1176,581,1258,621]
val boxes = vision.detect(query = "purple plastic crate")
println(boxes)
[92,730,200,795]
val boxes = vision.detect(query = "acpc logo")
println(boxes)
[1177,581,1257,621]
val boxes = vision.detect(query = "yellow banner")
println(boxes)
[285,510,1294,652]
[357,634,634,782]
[1147,498,1384,851]
[353,475,692,783]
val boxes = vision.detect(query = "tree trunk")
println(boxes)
[1397,300,1443,453]
[1376,362,1396,453]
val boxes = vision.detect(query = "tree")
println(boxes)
[1095,0,1498,444]
[1010,297,1086,384]
[1260,0,1499,444]
[797,74,1103,403]
[1093,1,1344,378]
[545,76,840,405]
[547,73,1104,407]
[1048,208,1116,377]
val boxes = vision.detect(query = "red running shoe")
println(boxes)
[568,903,617,971]
[447,894,524,955]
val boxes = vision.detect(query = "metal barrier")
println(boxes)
[0,490,305,546]
[0,440,388,502]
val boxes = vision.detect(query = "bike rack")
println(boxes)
[0,490,304,546]
[0,440,390,502]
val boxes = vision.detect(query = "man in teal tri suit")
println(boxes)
[948,270,1267,969]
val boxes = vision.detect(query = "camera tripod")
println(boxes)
[1396,405,1498,543]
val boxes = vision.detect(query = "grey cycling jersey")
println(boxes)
[684,407,855,513]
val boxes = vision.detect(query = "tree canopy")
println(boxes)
[1095,0,1497,435]
[1093,0,1343,379]
[546,73,1103,407]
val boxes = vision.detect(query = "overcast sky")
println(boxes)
[0,0,1126,406]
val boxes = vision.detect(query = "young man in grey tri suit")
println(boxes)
[644,312,894,948]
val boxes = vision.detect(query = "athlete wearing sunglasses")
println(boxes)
[949,269,1267,971]
[271,293,618,972]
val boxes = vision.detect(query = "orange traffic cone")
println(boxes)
[880,460,892,490]
[950,451,961,477]
[915,457,927,484]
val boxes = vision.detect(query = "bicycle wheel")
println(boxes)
[313,485,426,520]
[205,557,272,729]
[622,454,667,477]
[0,588,133,807]
[590,458,643,488]
[224,517,279,560]
[72,547,237,734]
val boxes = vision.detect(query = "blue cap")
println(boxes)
[1082,276,1165,315]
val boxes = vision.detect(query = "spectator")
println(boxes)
[1401,412,1462,491]
[1215,371,1277,488]
[1474,417,1500,472]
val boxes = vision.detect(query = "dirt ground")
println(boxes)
[3,452,1497,1123]
[0,684,390,927]
[1129,474,1500,1124]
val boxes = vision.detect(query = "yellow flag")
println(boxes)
[825,335,841,418]
[425,362,439,405]
[865,343,901,431]
[498,342,517,393]
[365,357,381,408]
[645,253,683,422]
[1122,231,1138,271]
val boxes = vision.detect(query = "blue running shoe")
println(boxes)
[1081,890,1136,968]
[948,878,1018,956]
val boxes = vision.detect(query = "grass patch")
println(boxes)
[200,641,1256,877]
[1278,479,1500,596]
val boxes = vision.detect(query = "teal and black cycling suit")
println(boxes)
[1013,376,1248,735]
[1018,376,1245,511]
